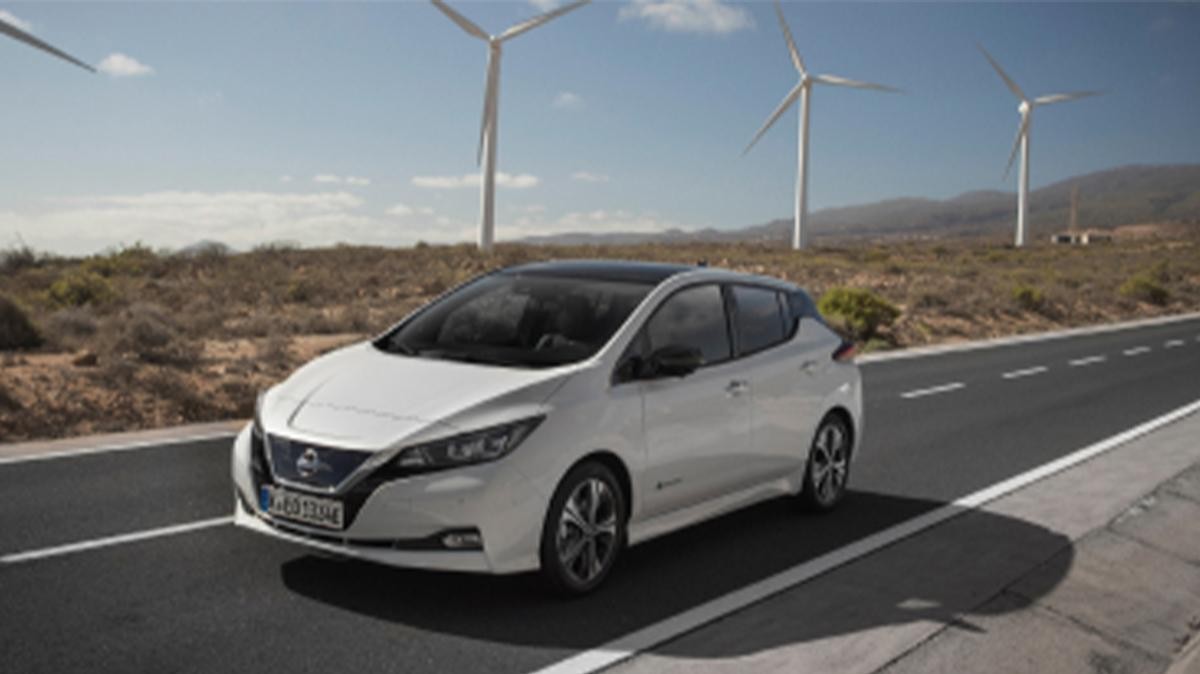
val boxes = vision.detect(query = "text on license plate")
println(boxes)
[261,485,345,530]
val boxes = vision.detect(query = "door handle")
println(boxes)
[800,359,820,374]
[725,380,749,396]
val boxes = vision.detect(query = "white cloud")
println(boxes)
[412,172,540,190]
[619,0,754,35]
[0,10,33,32]
[97,53,154,78]
[529,0,563,10]
[278,175,293,184]
[552,91,583,110]
[313,174,371,186]
[571,171,611,183]
[387,203,437,218]
[0,191,403,255]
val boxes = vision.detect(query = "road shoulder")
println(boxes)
[612,407,1200,674]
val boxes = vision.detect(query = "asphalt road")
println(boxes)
[2,317,1199,674]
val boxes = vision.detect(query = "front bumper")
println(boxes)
[230,424,546,574]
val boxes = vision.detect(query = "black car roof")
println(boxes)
[504,260,696,285]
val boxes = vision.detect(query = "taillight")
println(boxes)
[832,340,856,362]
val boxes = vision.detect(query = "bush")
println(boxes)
[1011,285,1046,313]
[83,244,160,278]
[48,270,116,307]
[106,303,201,366]
[46,307,98,341]
[0,244,40,274]
[0,295,43,350]
[1119,274,1169,306]
[818,287,900,341]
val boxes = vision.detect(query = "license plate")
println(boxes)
[260,485,345,530]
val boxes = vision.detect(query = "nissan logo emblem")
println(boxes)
[296,448,321,478]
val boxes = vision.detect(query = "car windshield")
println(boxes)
[375,273,654,368]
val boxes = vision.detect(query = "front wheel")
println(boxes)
[539,462,626,596]
[799,414,852,512]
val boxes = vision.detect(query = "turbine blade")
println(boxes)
[773,0,805,75]
[0,16,94,72]
[477,49,500,165]
[1003,115,1029,181]
[977,43,1025,101]
[1033,90,1102,106]
[431,0,490,41]
[812,73,900,92]
[499,0,590,42]
[743,82,804,156]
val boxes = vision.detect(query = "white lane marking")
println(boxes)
[900,382,965,399]
[0,516,232,565]
[1069,355,1107,367]
[531,398,1200,674]
[1124,347,1151,356]
[0,430,238,467]
[1165,339,1185,349]
[1002,366,1048,380]
[857,312,1200,364]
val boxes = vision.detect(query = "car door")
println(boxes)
[730,285,825,485]
[635,283,753,519]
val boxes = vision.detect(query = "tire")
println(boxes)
[539,461,627,596]
[799,414,852,512]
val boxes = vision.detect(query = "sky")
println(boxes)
[0,0,1198,255]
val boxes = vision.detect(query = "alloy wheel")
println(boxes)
[555,477,619,586]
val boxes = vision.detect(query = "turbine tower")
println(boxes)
[0,14,94,72]
[978,45,1100,247]
[745,1,897,250]
[431,0,589,252]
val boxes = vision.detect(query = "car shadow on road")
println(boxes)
[280,490,1073,659]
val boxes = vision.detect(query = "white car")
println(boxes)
[232,260,863,594]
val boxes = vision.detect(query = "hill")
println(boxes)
[521,164,1200,245]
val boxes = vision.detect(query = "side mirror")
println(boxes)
[647,344,704,378]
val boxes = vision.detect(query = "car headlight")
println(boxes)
[391,416,544,474]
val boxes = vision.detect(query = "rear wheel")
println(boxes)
[799,414,852,512]
[539,462,626,596]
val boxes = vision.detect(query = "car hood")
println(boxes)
[260,342,574,449]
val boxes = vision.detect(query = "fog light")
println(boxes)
[442,531,483,550]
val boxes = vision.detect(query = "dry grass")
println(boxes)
[1,233,1198,442]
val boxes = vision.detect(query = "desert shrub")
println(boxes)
[910,290,948,310]
[1011,285,1046,313]
[257,334,294,370]
[285,277,321,304]
[817,287,900,341]
[141,369,218,421]
[84,244,160,278]
[106,303,201,366]
[46,307,98,341]
[0,244,41,274]
[0,380,21,411]
[0,295,43,350]
[48,270,116,307]
[1119,274,1169,306]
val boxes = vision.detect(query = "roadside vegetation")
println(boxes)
[1,233,1198,441]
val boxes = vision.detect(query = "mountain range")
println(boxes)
[520,164,1200,246]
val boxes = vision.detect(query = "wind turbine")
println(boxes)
[0,14,94,72]
[978,45,1100,247]
[431,0,590,252]
[745,1,898,250]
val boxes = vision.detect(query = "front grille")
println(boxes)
[267,434,373,490]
